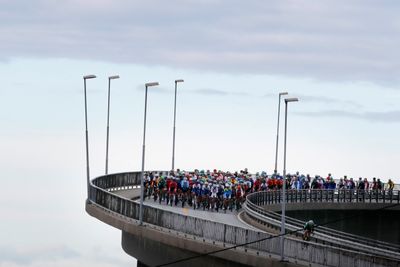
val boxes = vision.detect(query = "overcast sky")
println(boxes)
[1,1,400,267]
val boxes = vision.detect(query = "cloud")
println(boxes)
[0,245,80,265]
[190,88,249,96]
[0,245,132,267]
[135,85,170,94]
[0,1,399,85]
[263,93,363,108]
[296,110,400,123]
[0,258,128,267]
[296,94,363,108]
[190,88,228,96]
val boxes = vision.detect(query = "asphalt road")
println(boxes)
[114,188,259,230]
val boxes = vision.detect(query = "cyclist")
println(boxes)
[364,178,369,191]
[303,220,315,241]
[223,185,233,212]
[387,179,395,191]
[167,177,178,206]
[180,177,190,207]
[372,177,378,190]
[180,177,189,191]
[192,182,202,209]
[235,184,244,211]
[357,177,365,190]
[157,175,166,203]
[201,183,211,210]
[209,183,219,210]
[377,178,383,191]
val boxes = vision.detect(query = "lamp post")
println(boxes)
[280,97,298,261]
[139,81,159,225]
[274,92,288,174]
[105,75,120,175]
[83,74,97,200]
[172,79,184,171]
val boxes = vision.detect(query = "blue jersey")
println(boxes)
[193,186,201,196]
[181,180,189,190]
[201,187,210,196]
[223,189,232,199]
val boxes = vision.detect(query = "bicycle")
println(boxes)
[302,229,312,241]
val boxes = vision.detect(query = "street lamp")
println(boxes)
[139,81,159,225]
[280,97,298,262]
[172,79,184,171]
[105,75,120,175]
[83,74,97,200]
[274,92,288,174]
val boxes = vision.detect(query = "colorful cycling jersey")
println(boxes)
[304,220,315,231]
[211,185,218,197]
[236,187,243,198]
[223,189,232,199]
[169,181,177,192]
[192,185,201,196]
[158,178,166,189]
[181,179,190,191]
[201,186,210,196]
[388,180,395,190]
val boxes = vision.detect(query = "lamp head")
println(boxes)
[279,92,288,96]
[109,75,120,80]
[145,82,159,87]
[285,97,299,103]
[83,75,96,79]
[175,79,184,83]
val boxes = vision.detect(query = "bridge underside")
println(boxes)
[86,202,299,267]
[122,231,251,267]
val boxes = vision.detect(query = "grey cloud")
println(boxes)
[296,110,400,123]
[0,245,80,265]
[263,93,363,108]
[1,1,400,85]
[136,85,170,94]
[191,89,229,96]
[296,94,363,108]
[364,111,400,122]
[190,88,249,96]
[191,88,228,96]
[263,93,276,98]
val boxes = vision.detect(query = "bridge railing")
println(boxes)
[88,172,400,267]
[247,189,400,206]
[88,172,280,257]
[91,171,168,191]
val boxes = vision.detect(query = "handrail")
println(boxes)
[246,189,400,206]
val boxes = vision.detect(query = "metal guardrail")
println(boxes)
[88,172,400,267]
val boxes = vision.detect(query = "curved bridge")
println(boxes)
[86,172,400,267]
